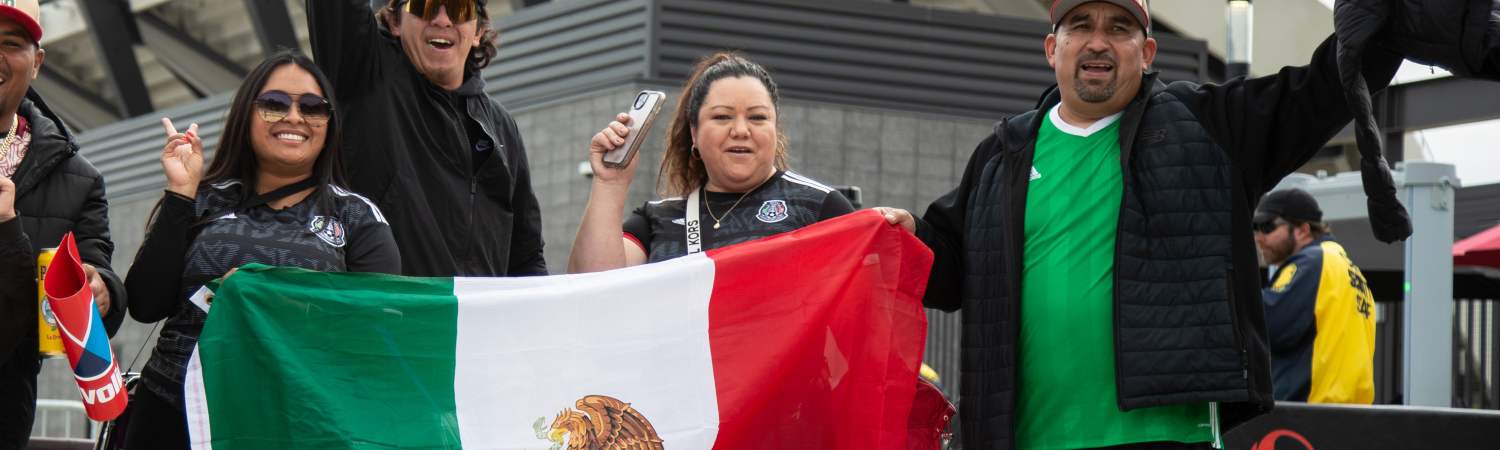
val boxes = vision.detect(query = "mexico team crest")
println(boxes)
[308,216,346,247]
[534,395,664,449]
[756,199,789,223]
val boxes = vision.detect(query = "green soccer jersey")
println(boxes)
[1015,107,1219,450]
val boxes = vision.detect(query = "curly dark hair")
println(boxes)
[379,0,501,71]
[659,51,789,197]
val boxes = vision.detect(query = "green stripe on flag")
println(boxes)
[197,264,461,449]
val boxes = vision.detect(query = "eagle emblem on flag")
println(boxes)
[533,395,664,450]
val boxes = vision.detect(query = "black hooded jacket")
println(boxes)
[0,90,126,449]
[306,0,546,277]
[915,36,1402,449]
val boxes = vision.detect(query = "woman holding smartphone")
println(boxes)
[123,50,400,449]
[570,52,852,272]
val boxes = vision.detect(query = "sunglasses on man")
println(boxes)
[254,91,333,127]
[1251,217,1289,234]
[402,0,482,23]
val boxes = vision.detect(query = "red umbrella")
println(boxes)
[1454,223,1500,268]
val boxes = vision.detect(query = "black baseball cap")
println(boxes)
[1255,188,1323,224]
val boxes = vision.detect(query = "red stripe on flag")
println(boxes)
[706,210,933,449]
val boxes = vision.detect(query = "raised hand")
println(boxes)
[160,118,203,198]
[587,112,639,188]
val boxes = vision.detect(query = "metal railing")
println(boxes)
[30,399,96,441]
[1454,298,1500,409]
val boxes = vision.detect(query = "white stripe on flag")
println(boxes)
[454,253,721,448]
[185,346,214,450]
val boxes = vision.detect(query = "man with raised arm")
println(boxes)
[306,0,546,276]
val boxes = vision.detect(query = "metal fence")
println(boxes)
[1454,298,1500,409]
[29,399,95,441]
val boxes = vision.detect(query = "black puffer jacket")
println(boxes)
[1374,0,1500,79]
[0,90,126,449]
[915,36,1402,450]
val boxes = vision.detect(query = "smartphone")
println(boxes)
[603,90,666,168]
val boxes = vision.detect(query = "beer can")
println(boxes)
[37,247,65,358]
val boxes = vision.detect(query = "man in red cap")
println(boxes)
[0,1,127,448]
[876,0,1410,448]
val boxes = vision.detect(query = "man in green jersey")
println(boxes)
[874,0,1429,448]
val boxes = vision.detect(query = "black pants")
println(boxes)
[122,386,189,450]
[1090,441,1216,449]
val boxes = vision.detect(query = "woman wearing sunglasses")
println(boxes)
[121,50,400,449]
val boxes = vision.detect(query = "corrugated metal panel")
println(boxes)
[486,0,652,107]
[655,0,1209,118]
[77,0,1212,200]
[76,92,233,200]
[925,309,963,390]
[1457,184,1500,240]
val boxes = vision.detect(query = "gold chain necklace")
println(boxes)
[702,174,774,230]
[0,115,17,165]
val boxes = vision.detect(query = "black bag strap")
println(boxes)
[233,177,319,212]
[191,177,320,229]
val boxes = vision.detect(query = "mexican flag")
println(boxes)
[184,211,933,449]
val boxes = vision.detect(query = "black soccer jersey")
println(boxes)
[131,180,400,402]
[622,171,853,263]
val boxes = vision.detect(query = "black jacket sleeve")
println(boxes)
[345,219,402,275]
[1381,0,1500,80]
[914,132,1005,312]
[0,217,35,365]
[1176,35,1404,195]
[502,117,548,276]
[305,0,384,97]
[72,173,126,335]
[125,192,196,324]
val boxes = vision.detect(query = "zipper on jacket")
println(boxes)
[1006,139,1031,449]
[1226,266,1249,381]
[468,176,478,226]
[1111,77,1155,412]
[1112,217,1128,411]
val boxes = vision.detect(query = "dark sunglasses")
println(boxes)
[403,0,480,23]
[254,91,333,126]
[1252,218,1288,234]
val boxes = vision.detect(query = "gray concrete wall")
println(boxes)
[35,83,993,435]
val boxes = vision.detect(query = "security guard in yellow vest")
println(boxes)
[1253,188,1376,404]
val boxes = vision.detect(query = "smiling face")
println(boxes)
[692,76,780,193]
[250,65,328,178]
[1045,1,1155,117]
[390,2,480,91]
[0,16,41,118]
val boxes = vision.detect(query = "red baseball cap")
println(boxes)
[0,0,42,43]
[1050,0,1150,34]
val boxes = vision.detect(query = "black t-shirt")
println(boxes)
[623,171,853,263]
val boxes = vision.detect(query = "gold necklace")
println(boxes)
[0,115,17,164]
[702,175,774,230]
